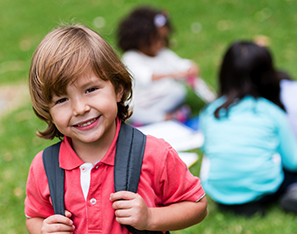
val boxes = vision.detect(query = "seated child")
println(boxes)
[24,24,207,233]
[117,6,216,125]
[199,41,297,217]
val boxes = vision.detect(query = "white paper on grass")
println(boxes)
[137,120,204,167]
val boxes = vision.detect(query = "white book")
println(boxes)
[137,120,204,167]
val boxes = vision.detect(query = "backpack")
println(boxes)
[43,123,169,234]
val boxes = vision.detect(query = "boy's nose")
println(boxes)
[72,98,90,116]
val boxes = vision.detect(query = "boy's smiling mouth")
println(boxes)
[75,117,99,128]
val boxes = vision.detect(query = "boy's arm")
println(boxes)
[26,217,44,234]
[147,196,207,231]
[111,191,207,231]
[26,211,75,234]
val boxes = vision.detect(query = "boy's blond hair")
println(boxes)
[29,24,133,139]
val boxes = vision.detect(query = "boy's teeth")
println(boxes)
[77,118,96,127]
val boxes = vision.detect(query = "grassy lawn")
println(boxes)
[1,0,297,233]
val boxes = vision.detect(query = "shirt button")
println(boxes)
[95,166,99,169]
[90,198,97,205]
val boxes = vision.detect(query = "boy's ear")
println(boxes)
[116,85,124,102]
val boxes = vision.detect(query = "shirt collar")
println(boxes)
[59,118,121,170]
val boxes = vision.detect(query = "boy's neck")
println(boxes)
[73,142,109,164]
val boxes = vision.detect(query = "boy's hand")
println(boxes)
[41,211,75,233]
[110,191,152,230]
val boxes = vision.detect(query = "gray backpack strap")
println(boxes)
[114,123,146,193]
[42,141,65,216]
[114,123,168,234]
[114,123,148,234]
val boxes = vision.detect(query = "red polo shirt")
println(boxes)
[25,119,205,233]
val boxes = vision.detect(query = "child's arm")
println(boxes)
[26,211,75,234]
[110,191,207,231]
[152,63,200,81]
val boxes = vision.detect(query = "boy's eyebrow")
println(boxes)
[75,76,104,89]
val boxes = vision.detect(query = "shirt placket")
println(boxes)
[87,163,103,232]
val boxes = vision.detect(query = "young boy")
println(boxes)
[25,24,207,233]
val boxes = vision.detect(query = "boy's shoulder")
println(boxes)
[27,150,50,193]
[30,150,45,171]
[143,134,182,165]
[145,134,174,153]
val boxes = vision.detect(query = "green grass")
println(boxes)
[1,0,297,233]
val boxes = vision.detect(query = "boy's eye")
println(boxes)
[86,87,98,93]
[55,98,68,105]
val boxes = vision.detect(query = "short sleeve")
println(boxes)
[143,136,205,205]
[161,144,205,205]
[25,151,55,218]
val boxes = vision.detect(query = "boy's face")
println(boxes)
[49,73,123,147]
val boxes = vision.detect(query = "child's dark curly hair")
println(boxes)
[117,6,172,52]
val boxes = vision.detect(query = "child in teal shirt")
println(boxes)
[199,41,297,217]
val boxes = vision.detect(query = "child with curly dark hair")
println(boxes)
[117,6,215,125]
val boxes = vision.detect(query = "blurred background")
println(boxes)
[0,0,297,233]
